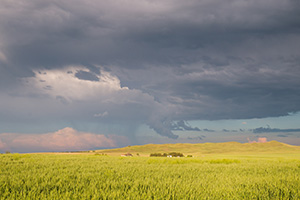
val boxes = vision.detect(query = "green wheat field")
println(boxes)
[1,141,300,199]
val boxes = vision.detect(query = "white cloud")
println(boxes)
[0,65,177,139]
[24,66,127,102]
[0,127,129,153]
[18,66,159,121]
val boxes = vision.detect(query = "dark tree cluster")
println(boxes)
[150,152,184,157]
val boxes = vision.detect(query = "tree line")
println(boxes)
[150,152,184,157]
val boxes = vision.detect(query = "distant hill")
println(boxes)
[95,141,300,156]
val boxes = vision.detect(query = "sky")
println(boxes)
[0,0,300,153]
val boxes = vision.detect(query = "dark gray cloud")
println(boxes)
[75,70,99,82]
[1,0,299,69]
[253,127,300,134]
[148,117,178,139]
[187,136,205,140]
[171,120,200,131]
[0,0,300,139]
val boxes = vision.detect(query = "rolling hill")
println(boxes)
[95,141,300,157]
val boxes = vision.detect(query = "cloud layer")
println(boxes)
[0,0,300,140]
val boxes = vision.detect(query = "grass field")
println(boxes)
[1,142,300,199]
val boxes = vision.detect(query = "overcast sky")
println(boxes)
[1,0,300,152]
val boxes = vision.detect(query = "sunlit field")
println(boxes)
[1,148,300,199]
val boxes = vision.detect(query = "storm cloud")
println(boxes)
[1,0,300,142]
